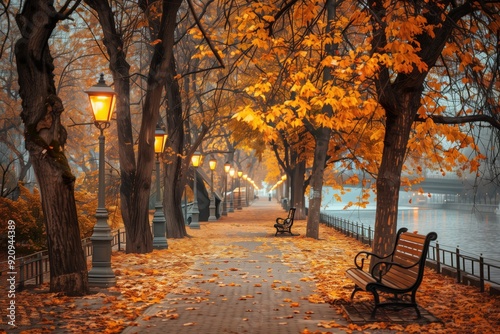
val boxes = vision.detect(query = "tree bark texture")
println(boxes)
[15,0,88,296]
[164,57,188,238]
[84,0,137,253]
[306,126,331,239]
[125,0,183,252]
[291,160,306,219]
[369,0,471,259]
[87,0,182,252]
[305,0,337,238]
[373,92,421,257]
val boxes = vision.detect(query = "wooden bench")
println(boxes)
[273,207,298,236]
[345,227,437,318]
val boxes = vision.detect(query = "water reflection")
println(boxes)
[325,208,500,262]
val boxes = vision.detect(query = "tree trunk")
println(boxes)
[84,0,137,255]
[305,0,336,238]
[306,126,331,239]
[125,0,183,252]
[87,0,183,252]
[373,92,421,257]
[164,57,188,238]
[368,0,464,259]
[291,160,306,219]
[15,1,88,296]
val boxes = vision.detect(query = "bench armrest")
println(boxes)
[276,217,290,225]
[353,251,391,270]
[370,260,416,282]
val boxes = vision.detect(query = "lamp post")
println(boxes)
[282,174,288,210]
[208,156,217,221]
[222,162,231,216]
[152,125,168,249]
[85,73,116,287]
[190,152,202,228]
[242,174,248,207]
[229,167,235,212]
[237,171,243,210]
[247,177,252,205]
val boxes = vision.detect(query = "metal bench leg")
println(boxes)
[350,286,362,300]
[370,291,381,319]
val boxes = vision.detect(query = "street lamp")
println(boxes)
[282,174,288,210]
[85,73,116,287]
[152,125,168,249]
[229,167,235,212]
[242,174,248,207]
[222,162,231,216]
[246,175,251,206]
[208,156,217,221]
[190,152,202,228]
[237,171,243,210]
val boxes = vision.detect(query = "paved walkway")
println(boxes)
[122,199,348,334]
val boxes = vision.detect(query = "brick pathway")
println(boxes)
[121,199,348,334]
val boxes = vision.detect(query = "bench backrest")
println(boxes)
[287,207,296,220]
[384,228,437,288]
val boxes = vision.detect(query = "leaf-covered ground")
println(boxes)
[1,205,499,333]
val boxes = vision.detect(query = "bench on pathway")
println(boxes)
[273,207,298,236]
[345,227,437,318]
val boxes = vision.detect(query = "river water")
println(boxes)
[319,188,500,263]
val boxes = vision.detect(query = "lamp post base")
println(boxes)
[89,210,116,288]
[88,268,116,288]
[208,200,217,221]
[190,203,200,229]
[152,205,168,249]
[190,216,200,229]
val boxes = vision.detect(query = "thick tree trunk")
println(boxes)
[305,0,336,238]
[291,161,306,219]
[306,126,331,239]
[84,0,137,254]
[125,0,183,252]
[368,0,463,259]
[87,0,183,252]
[15,1,88,296]
[373,92,421,257]
[164,57,188,238]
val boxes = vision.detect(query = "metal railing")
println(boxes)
[0,229,126,291]
[320,212,500,292]
[1,203,196,291]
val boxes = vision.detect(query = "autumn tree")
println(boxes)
[231,0,500,258]
[0,3,31,199]
[231,1,382,238]
[362,0,500,258]
[14,0,88,295]
[83,0,186,251]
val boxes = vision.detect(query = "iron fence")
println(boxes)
[0,229,126,291]
[320,212,500,292]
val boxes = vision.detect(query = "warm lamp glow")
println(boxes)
[85,74,116,124]
[154,127,167,154]
[243,174,248,180]
[191,152,202,167]
[237,171,243,178]
[229,167,235,177]
[209,157,217,171]
[224,162,231,173]
[281,174,287,180]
